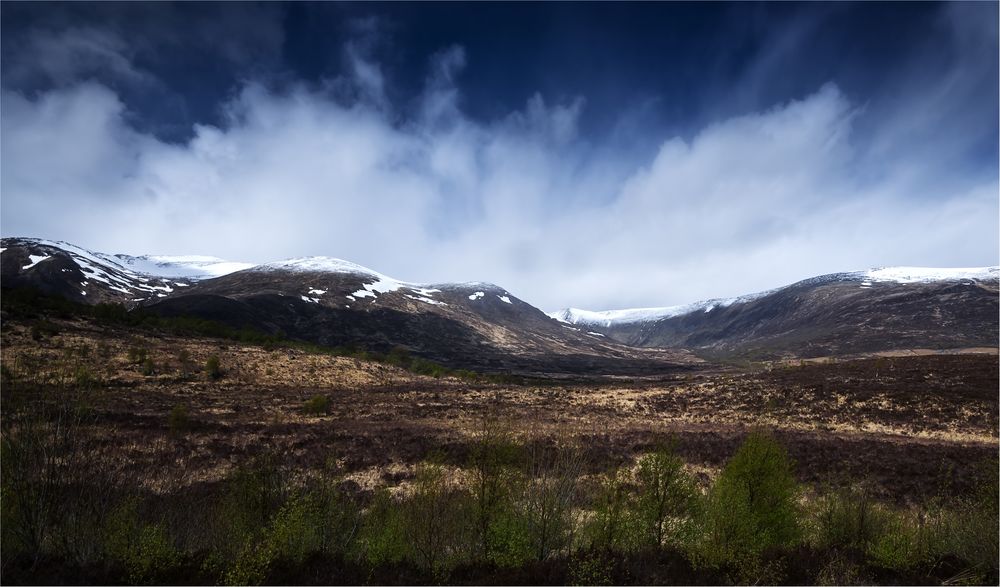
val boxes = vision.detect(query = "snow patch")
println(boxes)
[22,254,51,270]
[498,295,512,304]
[300,295,320,303]
[468,291,485,301]
[307,289,327,295]
[405,294,447,306]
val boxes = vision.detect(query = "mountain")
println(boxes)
[550,268,1000,360]
[0,238,696,373]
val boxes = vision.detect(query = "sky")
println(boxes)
[1,2,998,311]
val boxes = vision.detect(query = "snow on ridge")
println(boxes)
[549,265,1000,328]
[253,256,385,277]
[862,266,999,284]
[115,254,254,279]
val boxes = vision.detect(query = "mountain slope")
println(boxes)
[551,268,1000,360]
[146,256,695,372]
[0,238,697,373]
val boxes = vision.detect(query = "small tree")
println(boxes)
[520,440,584,561]
[468,414,524,564]
[696,431,800,579]
[178,350,193,377]
[588,467,635,552]
[634,441,699,549]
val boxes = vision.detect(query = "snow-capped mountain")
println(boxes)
[549,267,1000,327]
[3,236,996,365]
[0,238,695,373]
[550,267,999,359]
[0,237,251,304]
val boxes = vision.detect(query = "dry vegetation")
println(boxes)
[1,311,997,585]
[1,316,995,500]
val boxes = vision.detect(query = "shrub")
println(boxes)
[357,488,409,568]
[73,366,97,389]
[103,498,180,584]
[811,482,889,553]
[695,431,800,580]
[127,345,148,365]
[141,357,156,376]
[633,442,699,549]
[303,394,330,416]
[168,405,191,433]
[178,350,193,377]
[920,460,999,582]
[205,355,222,380]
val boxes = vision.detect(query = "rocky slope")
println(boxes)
[551,268,999,360]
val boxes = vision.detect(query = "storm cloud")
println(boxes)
[1,3,996,311]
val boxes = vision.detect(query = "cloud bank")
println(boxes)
[2,8,997,311]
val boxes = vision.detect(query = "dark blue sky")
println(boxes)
[4,2,992,151]
[2,2,997,309]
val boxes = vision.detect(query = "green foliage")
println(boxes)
[633,442,700,549]
[303,394,330,416]
[520,443,584,561]
[586,468,637,552]
[205,355,222,380]
[468,416,527,565]
[357,488,409,568]
[404,460,472,574]
[103,498,180,584]
[866,511,927,571]
[695,431,801,580]
[811,483,889,553]
[568,550,615,586]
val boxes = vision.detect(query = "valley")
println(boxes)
[1,238,997,585]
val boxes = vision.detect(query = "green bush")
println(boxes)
[357,488,409,568]
[303,394,330,416]
[811,483,889,553]
[103,498,180,584]
[205,355,222,380]
[695,431,801,580]
[141,357,156,376]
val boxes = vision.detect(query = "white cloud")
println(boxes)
[1,53,996,312]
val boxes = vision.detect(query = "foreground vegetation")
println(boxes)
[2,287,996,584]
[2,385,996,585]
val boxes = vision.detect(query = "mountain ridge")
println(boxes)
[2,236,996,365]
